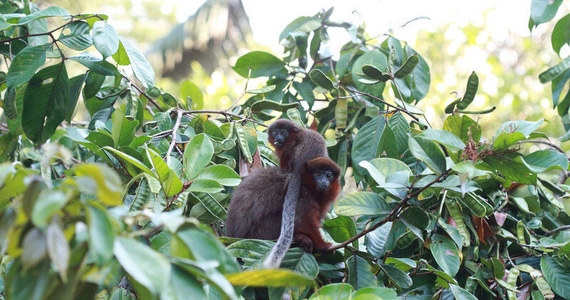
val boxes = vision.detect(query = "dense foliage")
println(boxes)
[0,1,569,299]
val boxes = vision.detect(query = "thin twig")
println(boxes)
[329,169,452,251]
[165,109,183,164]
[345,87,419,122]
[517,140,566,155]
[182,110,267,127]
[544,225,570,236]
[122,76,163,112]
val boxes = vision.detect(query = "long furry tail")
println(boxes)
[262,174,301,268]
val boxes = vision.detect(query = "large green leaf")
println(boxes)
[419,129,466,152]
[309,283,354,300]
[114,237,171,295]
[91,20,119,58]
[103,146,154,175]
[430,234,460,276]
[147,149,183,197]
[379,264,412,289]
[482,156,537,185]
[233,51,286,78]
[111,109,139,148]
[351,49,387,101]
[183,133,214,180]
[279,16,321,41]
[334,192,391,217]
[121,37,155,88]
[194,165,240,186]
[347,255,377,290]
[31,190,66,228]
[530,0,563,27]
[74,164,123,206]
[552,14,570,55]
[351,115,386,177]
[6,43,50,88]
[520,149,569,173]
[226,269,314,287]
[18,6,69,25]
[175,227,239,273]
[449,284,478,300]
[541,255,570,299]
[443,115,481,143]
[66,73,88,122]
[69,53,119,75]
[322,216,357,246]
[408,136,446,174]
[58,21,92,51]
[86,202,115,266]
[180,81,203,110]
[22,62,69,144]
[46,220,69,280]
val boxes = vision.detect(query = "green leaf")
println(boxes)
[351,115,386,177]
[365,222,393,258]
[449,284,478,300]
[226,269,314,287]
[114,237,171,295]
[360,158,411,198]
[162,266,207,300]
[74,164,123,206]
[91,20,119,58]
[552,14,570,55]
[103,146,154,175]
[112,41,130,65]
[482,155,537,185]
[86,202,115,266]
[147,149,183,197]
[541,255,570,299]
[6,43,50,88]
[31,190,66,228]
[22,62,69,144]
[322,216,357,245]
[194,165,240,186]
[183,133,214,180]
[246,85,276,94]
[457,71,479,110]
[309,69,335,90]
[520,149,569,173]
[352,287,399,300]
[111,109,139,148]
[400,206,429,231]
[187,179,223,193]
[493,132,527,151]
[59,21,92,50]
[69,53,119,75]
[121,37,155,88]
[233,51,285,78]
[279,16,321,41]
[495,119,544,137]
[334,192,391,217]
[347,255,377,290]
[18,6,69,25]
[539,56,570,83]
[251,100,300,113]
[408,136,446,174]
[430,234,461,276]
[46,221,69,280]
[309,283,354,300]
[66,73,88,122]
[180,81,203,110]
[443,115,481,143]
[530,0,563,27]
[419,129,466,152]
[188,192,227,221]
[379,264,412,289]
[175,227,239,273]
[352,49,387,101]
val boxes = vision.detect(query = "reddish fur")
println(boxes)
[293,157,341,252]
[271,130,299,170]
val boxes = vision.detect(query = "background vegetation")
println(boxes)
[0,0,569,299]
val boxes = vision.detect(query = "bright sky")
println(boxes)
[168,0,534,52]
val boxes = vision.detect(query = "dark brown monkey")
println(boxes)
[225,157,340,253]
[264,119,328,267]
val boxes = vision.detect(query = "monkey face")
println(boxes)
[270,128,290,148]
[312,169,335,192]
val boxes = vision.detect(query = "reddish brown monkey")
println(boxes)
[264,119,329,267]
[225,157,340,253]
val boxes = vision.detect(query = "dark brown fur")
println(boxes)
[225,157,340,253]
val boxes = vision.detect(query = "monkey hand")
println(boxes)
[293,234,314,253]
[313,242,334,254]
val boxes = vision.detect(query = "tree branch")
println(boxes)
[345,87,420,122]
[328,169,452,251]
[165,109,183,163]
[544,225,570,236]
[181,110,267,127]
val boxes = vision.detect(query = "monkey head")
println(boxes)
[268,119,301,148]
[303,157,341,192]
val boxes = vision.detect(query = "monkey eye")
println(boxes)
[280,129,289,137]
[326,171,333,179]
